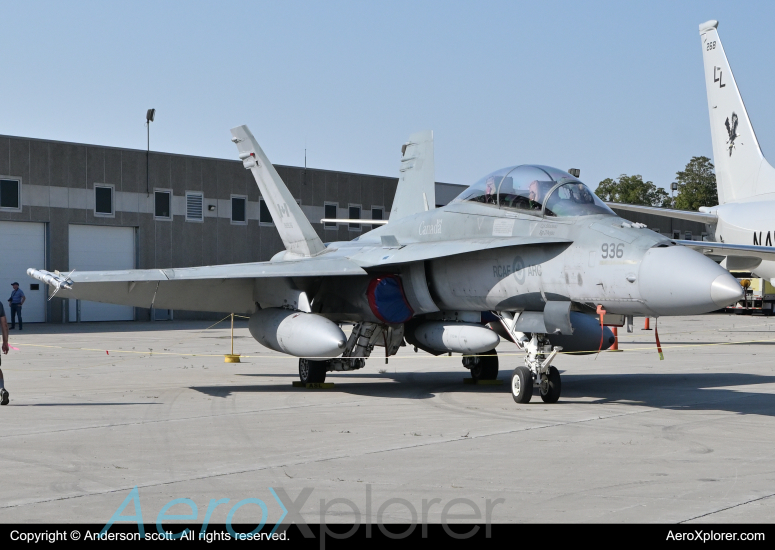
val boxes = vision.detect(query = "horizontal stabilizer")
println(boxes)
[320,219,389,225]
[607,202,717,224]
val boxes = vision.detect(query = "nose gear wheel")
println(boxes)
[511,366,533,403]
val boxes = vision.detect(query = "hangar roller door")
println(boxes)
[0,221,46,323]
[69,225,135,322]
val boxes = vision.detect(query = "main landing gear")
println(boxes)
[297,323,406,384]
[462,349,499,381]
[511,334,562,404]
[299,358,328,384]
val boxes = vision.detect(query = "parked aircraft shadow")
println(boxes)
[560,372,775,417]
[190,371,493,401]
[191,371,775,417]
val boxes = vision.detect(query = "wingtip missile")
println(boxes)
[27,268,73,293]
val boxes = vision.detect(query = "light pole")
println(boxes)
[670,182,678,238]
[146,109,155,196]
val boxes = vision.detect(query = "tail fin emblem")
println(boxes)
[725,112,739,156]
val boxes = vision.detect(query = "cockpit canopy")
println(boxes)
[453,165,614,217]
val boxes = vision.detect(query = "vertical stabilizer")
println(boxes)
[230,125,326,257]
[700,20,775,203]
[389,130,435,220]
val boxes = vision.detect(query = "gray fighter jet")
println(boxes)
[28,126,743,404]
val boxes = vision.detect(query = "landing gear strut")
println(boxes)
[462,349,499,381]
[511,334,562,404]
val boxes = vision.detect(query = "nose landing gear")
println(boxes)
[511,334,563,404]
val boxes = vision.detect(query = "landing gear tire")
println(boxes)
[511,366,533,404]
[471,349,499,381]
[539,366,561,403]
[299,358,327,384]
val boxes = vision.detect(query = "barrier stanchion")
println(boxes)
[225,313,241,363]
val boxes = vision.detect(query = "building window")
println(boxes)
[672,230,681,239]
[684,231,693,241]
[186,192,204,222]
[0,178,21,211]
[231,195,247,224]
[372,207,384,222]
[94,184,114,216]
[154,190,171,220]
[324,202,337,229]
[349,204,361,231]
[259,197,273,226]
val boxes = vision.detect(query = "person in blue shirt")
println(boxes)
[8,282,25,330]
[0,302,8,405]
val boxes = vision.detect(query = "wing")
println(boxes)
[607,202,718,224]
[674,240,775,261]
[29,258,367,314]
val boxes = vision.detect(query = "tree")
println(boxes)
[595,174,671,207]
[673,156,718,211]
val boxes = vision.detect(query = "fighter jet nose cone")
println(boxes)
[639,246,742,316]
[711,273,744,307]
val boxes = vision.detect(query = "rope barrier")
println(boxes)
[8,334,775,362]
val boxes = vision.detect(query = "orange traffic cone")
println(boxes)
[643,317,652,331]
[610,326,622,351]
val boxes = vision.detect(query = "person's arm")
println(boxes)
[20,293,25,306]
[1,316,8,354]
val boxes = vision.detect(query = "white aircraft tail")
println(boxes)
[389,130,435,220]
[230,125,326,257]
[700,20,775,203]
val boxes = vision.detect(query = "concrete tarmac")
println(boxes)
[1,314,775,525]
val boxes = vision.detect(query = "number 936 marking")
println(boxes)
[601,243,624,258]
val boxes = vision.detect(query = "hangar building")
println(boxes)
[0,134,706,324]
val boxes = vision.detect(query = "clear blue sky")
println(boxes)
[2,1,774,192]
